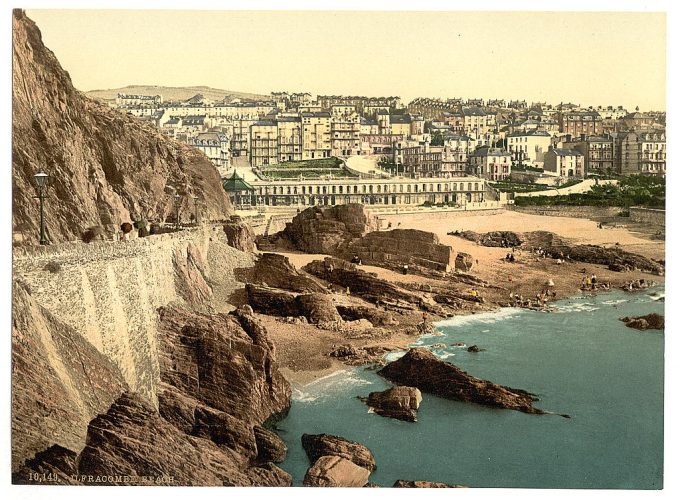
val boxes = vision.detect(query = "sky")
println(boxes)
[25,9,667,110]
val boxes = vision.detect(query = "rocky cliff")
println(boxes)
[12,10,231,245]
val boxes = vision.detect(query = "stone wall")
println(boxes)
[12,225,254,405]
[629,207,665,226]
[510,205,621,219]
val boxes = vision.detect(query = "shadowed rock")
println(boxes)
[360,386,422,422]
[301,433,376,472]
[254,425,288,464]
[378,348,565,416]
[13,445,80,485]
[303,455,371,487]
[223,215,255,252]
[245,284,342,324]
[252,253,327,293]
[77,393,291,486]
[620,313,664,330]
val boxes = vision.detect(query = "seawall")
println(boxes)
[12,225,255,405]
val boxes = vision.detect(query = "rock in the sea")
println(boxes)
[361,386,422,422]
[303,455,371,487]
[254,425,288,464]
[393,480,466,488]
[78,393,291,486]
[301,433,376,472]
[378,348,553,415]
[223,215,256,252]
[620,313,664,330]
[467,344,484,353]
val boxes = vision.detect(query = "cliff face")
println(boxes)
[12,10,231,245]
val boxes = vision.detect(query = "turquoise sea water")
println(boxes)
[277,288,664,489]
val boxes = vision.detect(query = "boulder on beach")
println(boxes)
[377,348,561,416]
[360,386,422,422]
[620,313,664,331]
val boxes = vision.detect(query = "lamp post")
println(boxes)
[192,195,200,225]
[33,171,49,245]
[174,194,181,230]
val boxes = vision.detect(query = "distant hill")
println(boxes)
[85,85,270,103]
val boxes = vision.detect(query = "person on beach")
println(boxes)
[120,222,133,242]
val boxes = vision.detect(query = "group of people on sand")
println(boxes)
[623,278,656,292]
[580,273,612,292]
[509,289,556,309]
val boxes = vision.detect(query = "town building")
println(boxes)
[615,130,666,176]
[542,147,585,178]
[277,116,303,162]
[506,129,552,168]
[562,135,615,175]
[301,111,332,160]
[441,134,475,176]
[331,105,361,157]
[558,110,603,137]
[250,120,279,167]
[468,147,512,181]
[189,132,231,176]
[242,175,491,208]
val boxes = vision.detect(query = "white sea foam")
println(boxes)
[434,307,521,328]
[554,303,600,313]
[292,368,374,402]
[384,351,407,363]
[602,299,628,306]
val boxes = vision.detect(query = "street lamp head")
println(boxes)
[34,171,49,189]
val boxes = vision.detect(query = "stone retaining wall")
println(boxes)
[510,205,622,219]
[629,207,665,226]
[12,225,253,405]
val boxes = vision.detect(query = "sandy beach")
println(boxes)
[259,209,664,385]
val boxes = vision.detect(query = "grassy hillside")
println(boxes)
[85,85,269,103]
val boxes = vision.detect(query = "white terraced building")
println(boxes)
[236,175,494,208]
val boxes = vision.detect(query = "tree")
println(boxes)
[430,131,444,146]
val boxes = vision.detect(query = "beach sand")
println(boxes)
[258,209,664,385]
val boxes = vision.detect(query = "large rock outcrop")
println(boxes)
[278,204,379,254]
[304,257,425,310]
[12,10,231,245]
[246,284,342,324]
[11,281,127,471]
[345,229,452,271]
[15,302,293,485]
[378,348,559,416]
[156,305,291,424]
[77,393,291,486]
[301,434,376,487]
[301,433,376,472]
[251,253,327,293]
